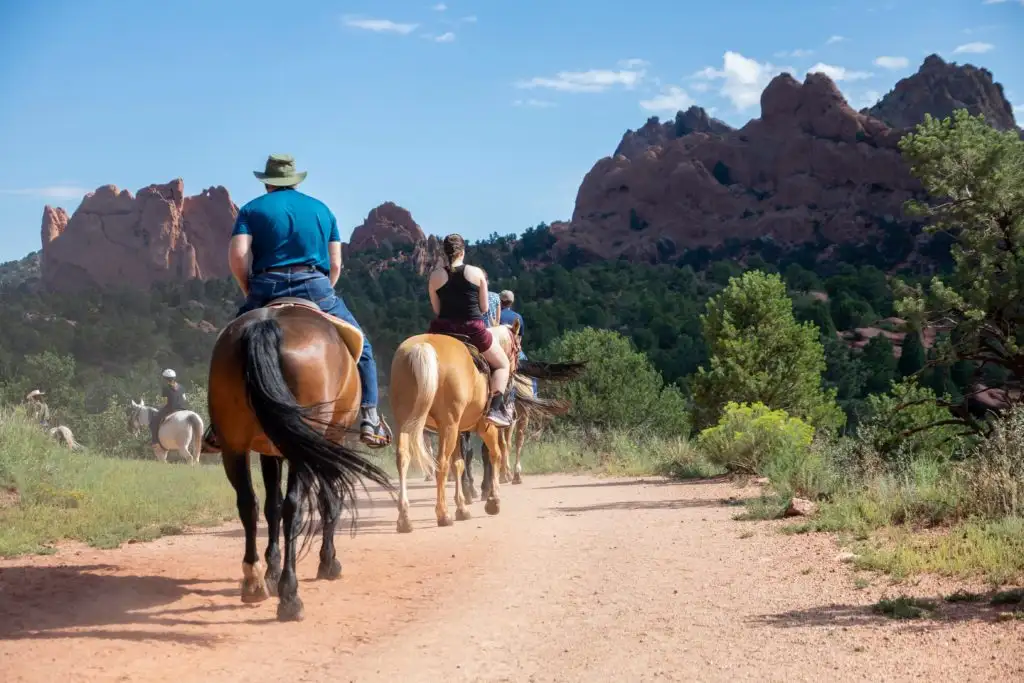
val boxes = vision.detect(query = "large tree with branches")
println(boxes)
[895,109,1024,436]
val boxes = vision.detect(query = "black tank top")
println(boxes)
[437,265,483,321]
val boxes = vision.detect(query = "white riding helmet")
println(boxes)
[26,389,44,400]
[162,368,177,379]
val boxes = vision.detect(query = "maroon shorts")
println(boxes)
[429,318,493,353]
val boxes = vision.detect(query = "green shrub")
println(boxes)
[541,328,690,436]
[697,402,828,497]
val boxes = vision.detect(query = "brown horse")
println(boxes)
[207,299,393,621]
[389,319,583,532]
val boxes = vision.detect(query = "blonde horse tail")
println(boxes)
[401,343,439,477]
[187,413,205,465]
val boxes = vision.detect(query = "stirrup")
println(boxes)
[360,415,393,449]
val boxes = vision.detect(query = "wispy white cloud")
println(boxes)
[826,35,847,44]
[434,31,455,42]
[432,2,447,10]
[0,186,90,200]
[460,15,477,23]
[692,52,792,110]
[775,48,814,58]
[981,0,1023,5]
[1013,103,1024,113]
[953,41,995,53]
[342,16,418,34]
[514,98,557,108]
[639,86,694,113]
[807,62,874,81]
[873,55,909,69]
[691,81,711,93]
[516,65,647,93]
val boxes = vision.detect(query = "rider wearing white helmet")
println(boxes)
[151,369,187,446]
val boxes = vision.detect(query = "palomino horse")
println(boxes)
[128,399,205,465]
[49,425,83,451]
[389,319,583,532]
[206,298,392,622]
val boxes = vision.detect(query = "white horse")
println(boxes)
[128,399,205,465]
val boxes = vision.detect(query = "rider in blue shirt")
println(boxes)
[228,153,389,448]
[499,290,537,396]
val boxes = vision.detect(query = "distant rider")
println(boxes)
[25,389,51,428]
[229,153,390,447]
[500,289,536,396]
[427,233,513,426]
[151,368,187,447]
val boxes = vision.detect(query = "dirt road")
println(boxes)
[1,474,1020,682]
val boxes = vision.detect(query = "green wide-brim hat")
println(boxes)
[254,153,308,186]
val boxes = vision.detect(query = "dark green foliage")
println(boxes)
[898,331,927,379]
[862,335,898,395]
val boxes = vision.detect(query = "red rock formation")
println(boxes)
[40,179,236,292]
[615,107,734,160]
[560,55,1018,263]
[866,54,1019,132]
[348,202,426,253]
[559,72,915,261]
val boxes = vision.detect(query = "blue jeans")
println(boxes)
[237,270,379,408]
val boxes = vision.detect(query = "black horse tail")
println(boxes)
[239,318,394,550]
[516,360,587,382]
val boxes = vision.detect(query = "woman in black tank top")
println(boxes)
[437,265,484,321]
[427,234,512,426]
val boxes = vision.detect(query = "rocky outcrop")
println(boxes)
[615,106,734,160]
[40,179,237,292]
[559,55,1017,263]
[865,54,1019,132]
[348,202,426,253]
[560,71,914,261]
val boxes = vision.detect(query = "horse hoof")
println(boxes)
[499,474,511,485]
[396,517,414,534]
[276,597,305,622]
[464,492,475,504]
[316,558,343,581]
[456,508,471,521]
[485,499,500,516]
[512,474,523,485]
[240,579,270,604]
[437,514,454,527]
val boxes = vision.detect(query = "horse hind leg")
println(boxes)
[223,452,269,604]
[396,430,415,533]
[481,426,504,516]
[453,436,471,522]
[260,455,284,595]
[316,484,343,581]
[277,464,307,622]
[435,425,460,527]
[513,415,528,485]
[460,432,477,504]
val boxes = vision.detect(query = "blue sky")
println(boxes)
[0,0,1021,263]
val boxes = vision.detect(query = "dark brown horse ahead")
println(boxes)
[207,299,392,622]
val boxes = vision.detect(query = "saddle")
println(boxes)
[438,332,491,376]
[265,297,364,361]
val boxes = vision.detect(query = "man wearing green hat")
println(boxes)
[228,153,390,447]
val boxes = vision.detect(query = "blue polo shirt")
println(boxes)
[500,308,525,338]
[232,188,341,275]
